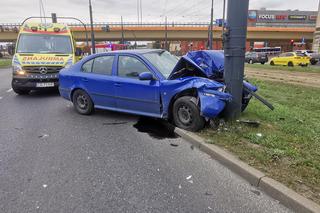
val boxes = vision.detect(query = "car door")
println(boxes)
[276,53,286,65]
[113,54,161,117]
[79,55,116,108]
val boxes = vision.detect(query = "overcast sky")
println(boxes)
[0,0,319,23]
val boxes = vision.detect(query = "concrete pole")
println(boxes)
[165,16,168,50]
[208,0,214,50]
[121,16,125,45]
[89,0,96,54]
[312,0,320,52]
[223,0,249,120]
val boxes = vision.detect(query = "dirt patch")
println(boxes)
[245,67,320,88]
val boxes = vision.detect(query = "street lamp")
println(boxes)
[89,0,96,54]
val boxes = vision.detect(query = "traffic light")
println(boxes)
[290,39,294,46]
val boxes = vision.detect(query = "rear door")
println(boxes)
[113,54,161,117]
[79,55,116,108]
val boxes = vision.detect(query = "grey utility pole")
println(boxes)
[208,0,214,50]
[121,16,125,44]
[165,16,168,50]
[221,0,226,49]
[224,0,249,120]
[89,0,96,54]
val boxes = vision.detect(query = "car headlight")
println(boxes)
[12,65,26,75]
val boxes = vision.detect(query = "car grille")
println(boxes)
[23,66,64,74]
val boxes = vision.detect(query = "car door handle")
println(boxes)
[114,82,122,87]
[81,78,88,82]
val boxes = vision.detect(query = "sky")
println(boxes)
[0,0,319,24]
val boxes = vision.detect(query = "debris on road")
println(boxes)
[38,134,49,139]
[236,119,260,127]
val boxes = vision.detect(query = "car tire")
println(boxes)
[261,62,265,65]
[270,61,275,66]
[173,96,205,132]
[310,59,317,65]
[249,59,253,64]
[12,87,30,95]
[288,62,294,67]
[72,89,94,115]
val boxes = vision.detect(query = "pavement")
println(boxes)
[0,68,291,213]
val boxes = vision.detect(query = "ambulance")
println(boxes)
[11,22,82,94]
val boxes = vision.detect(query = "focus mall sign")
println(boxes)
[248,9,317,27]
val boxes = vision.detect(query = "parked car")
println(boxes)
[59,49,233,132]
[270,52,310,67]
[295,50,314,57]
[245,52,268,64]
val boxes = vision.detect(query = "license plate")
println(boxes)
[36,82,55,88]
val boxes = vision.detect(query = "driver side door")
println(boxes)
[113,55,161,117]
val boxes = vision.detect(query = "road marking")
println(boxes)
[6,88,13,93]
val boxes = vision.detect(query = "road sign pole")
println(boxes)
[223,0,249,120]
[208,0,214,50]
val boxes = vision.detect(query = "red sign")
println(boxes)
[276,15,287,20]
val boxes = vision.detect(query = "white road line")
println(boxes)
[6,88,13,93]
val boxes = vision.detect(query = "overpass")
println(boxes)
[0,22,315,43]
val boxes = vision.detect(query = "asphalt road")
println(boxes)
[0,68,291,213]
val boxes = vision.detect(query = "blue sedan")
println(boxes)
[59,49,231,131]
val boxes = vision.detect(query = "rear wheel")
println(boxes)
[173,96,205,132]
[270,61,275,66]
[310,59,317,65]
[72,89,94,115]
[12,87,30,95]
[288,62,294,67]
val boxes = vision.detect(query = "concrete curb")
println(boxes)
[173,127,320,213]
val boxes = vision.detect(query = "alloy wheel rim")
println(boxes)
[77,95,88,109]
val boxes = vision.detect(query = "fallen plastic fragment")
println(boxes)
[38,134,49,139]
[42,184,47,188]
[186,175,192,180]
[170,143,179,147]
[256,133,262,137]
[237,119,260,127]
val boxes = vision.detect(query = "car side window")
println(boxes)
[286,53,294,57]
[82,59,93,73]
[118,56,150,79]
[279,53,286,57]
[92,56,114,75]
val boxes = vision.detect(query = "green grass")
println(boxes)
[0,59,11,68]
[200,79,320,204]
[246,63,320,73]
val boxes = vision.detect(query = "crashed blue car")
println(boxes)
[59,49,233,131]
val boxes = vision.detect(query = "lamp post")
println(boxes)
[89,0,96,54]
[208,0,214,50]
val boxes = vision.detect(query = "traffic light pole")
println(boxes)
[223,0,249,120]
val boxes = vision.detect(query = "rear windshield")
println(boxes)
[296,53,306,57]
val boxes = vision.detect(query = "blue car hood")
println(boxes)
[168,50,225,80]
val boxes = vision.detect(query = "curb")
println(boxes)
[173,127,320,213]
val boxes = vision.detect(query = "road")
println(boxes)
[0,68,291,213]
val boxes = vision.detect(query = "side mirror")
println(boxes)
[139,72,154,81]
[75,47,83,56]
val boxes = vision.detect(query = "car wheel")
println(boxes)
[288,62,294,67]
[310,59,317,65]
[173,96,205,132]
[12,87,30,95]
[270,61,275,66]
[249,59,253,64]
[261,62,265,65]
[72,89,94,115]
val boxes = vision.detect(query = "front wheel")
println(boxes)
[72,89,94,115]
[270,61,275,66]
[261,62,265,65]
[173,96,205,132]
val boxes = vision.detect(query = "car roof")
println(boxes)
[89,49,165,58]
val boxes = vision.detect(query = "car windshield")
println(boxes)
[143,51,179,79]
[17,34,73,54]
